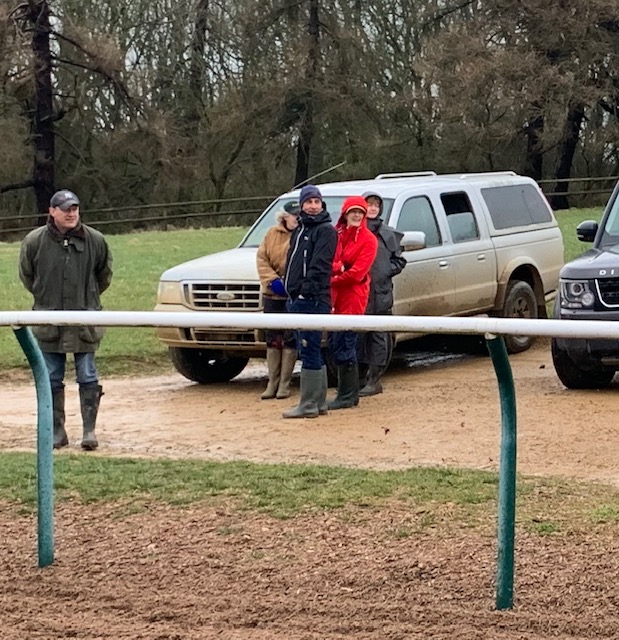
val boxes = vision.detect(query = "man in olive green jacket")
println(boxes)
[19,190,113,450]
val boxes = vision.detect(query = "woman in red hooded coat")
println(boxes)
[328,195,378,410]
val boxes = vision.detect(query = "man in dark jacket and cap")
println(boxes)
[19,189,113,450]
[282,184,337,419]
[357,191,407,396]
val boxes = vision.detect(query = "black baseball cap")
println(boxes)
[50,190,80,211]
[284,201,300,215]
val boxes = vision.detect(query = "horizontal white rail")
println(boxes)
[0,310,617,340]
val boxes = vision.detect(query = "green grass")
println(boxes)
[554,207,603,263]
[0,453,499,517]
[0,208,605,377]
[0,227,247,375]
[0,453,498,506]
[3,451,619,534]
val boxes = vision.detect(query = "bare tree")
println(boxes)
[293,0,319,185]
[7,0,145,223]
[9,0,54,223]
[6,0,619,226]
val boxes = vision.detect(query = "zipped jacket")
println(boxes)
[284,209,337,305]
[366,217,407,314]
[331,213,378,315]
[19,220,113,353]
[256,221,293,300]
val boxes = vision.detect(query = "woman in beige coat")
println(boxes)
[256,203,299,399]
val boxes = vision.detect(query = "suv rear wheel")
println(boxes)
[501,280,537,354]
[169,347,249,384]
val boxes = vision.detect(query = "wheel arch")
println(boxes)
[495,261,547,319]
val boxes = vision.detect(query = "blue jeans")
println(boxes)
[328,331,358,366]
[287,297,331,370]
[42,352,99,391]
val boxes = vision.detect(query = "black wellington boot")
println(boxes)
[327,363,359,410]
[282,369,322,419]
[52,386,69,449]
[358,365,385,397]
[79,384,103,451]
[318,365,328,415]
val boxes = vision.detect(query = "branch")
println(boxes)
[51,30,142,117]
[256,0,305,33]
[421,0,476,33]
[598,98,619,118]
[53,130,89,165]
[0,179,35,194]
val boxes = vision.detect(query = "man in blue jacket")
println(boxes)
[282,184,337,418]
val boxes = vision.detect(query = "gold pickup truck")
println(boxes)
[156,171,564,383]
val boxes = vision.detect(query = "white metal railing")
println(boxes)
[2,309,619,339]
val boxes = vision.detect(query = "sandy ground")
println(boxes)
[4,338,619,639]
[2,338,619,483]
[4,500,619,640]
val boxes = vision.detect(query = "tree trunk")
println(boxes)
[524,104,544,181]
[294,0,319,187]
[549,101,585,211]
[179,0,209,201]
[187,0,209,130]
[28,0,55,226]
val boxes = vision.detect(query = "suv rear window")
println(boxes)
[481,184,552,230]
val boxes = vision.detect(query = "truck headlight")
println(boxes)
[157,281,183,304]
[560,280,595,308]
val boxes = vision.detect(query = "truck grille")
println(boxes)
[191,329,257,344]
[596,278,619,308]
[185,282,261,310]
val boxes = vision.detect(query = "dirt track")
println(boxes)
[3,338,619,483]
[4,339,619,639]
[4,499,619,640]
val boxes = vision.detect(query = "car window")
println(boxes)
[440,192,480,243]
[396,196,441,247]
[241,196,394,247]
[481,184,552,229]
[447,211,479,242]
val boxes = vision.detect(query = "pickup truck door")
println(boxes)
[439,191,497,313]
[390,195,456,316]
[449,222,497,313]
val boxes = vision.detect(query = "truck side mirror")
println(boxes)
[400,231,426,251]
[576,220,598,243]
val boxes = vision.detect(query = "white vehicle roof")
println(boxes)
[283,171,537,200]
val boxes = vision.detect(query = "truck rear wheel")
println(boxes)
[551,339,614,389]
[501,280,537,354]
[169,347,249,384]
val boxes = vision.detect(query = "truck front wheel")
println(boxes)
[551,339,614,389]
[169,347,249,384]
[501,280,537,354]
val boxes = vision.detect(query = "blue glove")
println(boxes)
[270,278,286,297]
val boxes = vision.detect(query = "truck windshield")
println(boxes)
[240,196,394,247]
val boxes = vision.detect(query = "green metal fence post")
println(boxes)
[13,326,54,568]
[485,333,517,610]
